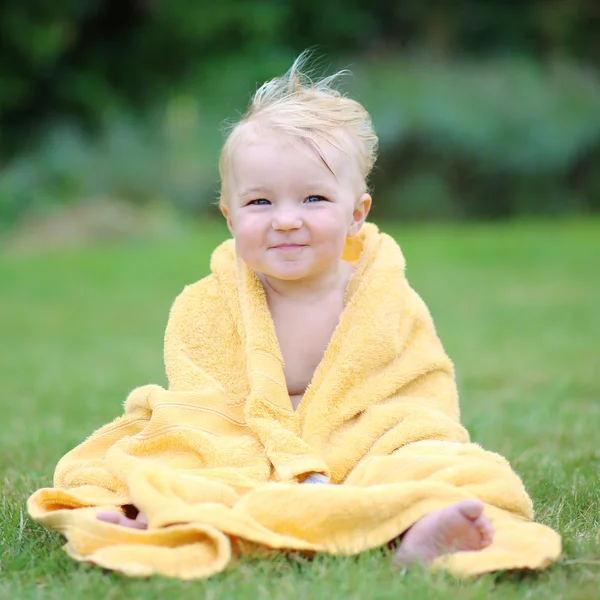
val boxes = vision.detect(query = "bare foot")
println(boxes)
[394,500,494,565]
[96,510,148,530]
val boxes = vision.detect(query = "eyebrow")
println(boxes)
[239,184,337,198]
[239,187,269,198]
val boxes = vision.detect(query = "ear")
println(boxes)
[349,193,372,236]
[220,203,234,235]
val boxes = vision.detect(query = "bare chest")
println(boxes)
[270,300,344,410]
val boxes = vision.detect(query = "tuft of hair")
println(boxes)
[218,51,378,207]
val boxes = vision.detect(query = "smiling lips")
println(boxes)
[271,243,306,250]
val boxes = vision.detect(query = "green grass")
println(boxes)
[1,219,598,599]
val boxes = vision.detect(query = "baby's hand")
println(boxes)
[96,510,148,529]
[301,472,329,484]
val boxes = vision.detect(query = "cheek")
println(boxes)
[233,213,267,239]
[312,210,351,240]
[231,214,268,261]
[308,221,350,260]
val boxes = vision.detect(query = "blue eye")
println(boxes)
[248,199,270,206]
[305,195,327,203]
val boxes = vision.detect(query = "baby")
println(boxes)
[96,53,494,565]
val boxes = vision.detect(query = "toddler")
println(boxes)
[97,53,494,564]
[29,53,559,578]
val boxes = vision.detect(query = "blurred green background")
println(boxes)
[1,1,600,239]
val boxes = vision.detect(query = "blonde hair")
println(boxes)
[218,52,378,207]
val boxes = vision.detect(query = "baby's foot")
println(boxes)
[394,500,494,565]
[96,510,148,530]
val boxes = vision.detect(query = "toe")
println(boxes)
[129,516,148,530]
[484,525,495,545]
[135,512,149,527]
[474,516,495,547]
[96,511,122,524]
[457,499,485,520]
[97,511,147,529]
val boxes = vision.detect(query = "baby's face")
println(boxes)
[222,126,371,282]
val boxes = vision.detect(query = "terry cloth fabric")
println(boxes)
[28,223,561,580]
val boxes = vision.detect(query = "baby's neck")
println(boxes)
[257,260,354,304]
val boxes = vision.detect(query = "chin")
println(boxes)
[264,270,311,281]
[255,263,314,280]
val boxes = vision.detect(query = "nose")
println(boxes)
[271,204,302,231]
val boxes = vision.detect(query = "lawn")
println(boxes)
[1,218,598,599]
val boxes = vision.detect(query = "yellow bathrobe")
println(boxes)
[28,223,561,579]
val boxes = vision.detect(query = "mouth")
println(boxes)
[271,244,306,250]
